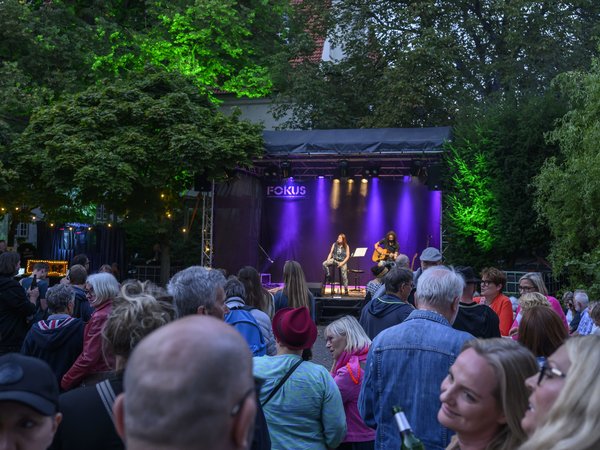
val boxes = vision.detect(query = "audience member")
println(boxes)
[66,264,93,322]
[590,301,600,335]
[394,253,410,268]
[325,315,375,449]
[517,272,568,330]
[0,353,62,450]
[572,290,593,335]
[224,276,276,356]
[52,280,175,450]
[517,305,568,367]
[359,266,414,339]
[452,266,501,338]
[519,335,600,449]
[0,251,38,354]
[21,261,50,321]
[364,265,389,302]
[439,339,538,450]
[238,266,275,318]
[562,291,577,330]
[475,267,513,336]
[412,247,443,287]
[359,266,473,450]
[168,266,271,450]
[167,266,227,319]
[254,307,346,449]
[61,273,119,390]
[273,261,316,322]
[20,285,84,386]
[113,315,258,450]
[509,292,551,338]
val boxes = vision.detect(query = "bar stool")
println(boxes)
[348,269,364,292]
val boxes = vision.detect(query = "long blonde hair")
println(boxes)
[518,335,600,450]
[282,260,310,309]
[463,339,538,450]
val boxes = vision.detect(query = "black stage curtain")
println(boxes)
[213,174,263,276]
[37,222,126,278]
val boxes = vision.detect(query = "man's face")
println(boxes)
[208,286,229,321]
[0,402,61,450]
[34,269,48,280]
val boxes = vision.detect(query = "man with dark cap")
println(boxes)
[0,353,62,450]
[452,266,501,338]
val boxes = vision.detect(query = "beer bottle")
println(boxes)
[393,406,425,450]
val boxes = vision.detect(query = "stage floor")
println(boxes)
[267,284,367,300]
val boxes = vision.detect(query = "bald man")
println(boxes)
[113,316,257,450]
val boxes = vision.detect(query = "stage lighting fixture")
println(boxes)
[280,160,292,179]
[361,178,368,184]
[264,164,279,179]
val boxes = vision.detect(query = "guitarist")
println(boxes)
[373,231,399,265]
[322,234,351,295]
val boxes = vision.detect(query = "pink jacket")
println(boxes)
[61,300,114,390]
[332,348,376,443]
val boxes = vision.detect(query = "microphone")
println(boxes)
[267,257,274,264]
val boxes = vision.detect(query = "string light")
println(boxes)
[182,228,187,233]
[25,259,68,277]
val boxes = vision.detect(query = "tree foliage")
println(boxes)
[274,0,600,129]
[535,60,600,296]
[12,68,263,223]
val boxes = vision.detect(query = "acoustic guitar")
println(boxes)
[372,248,392,263]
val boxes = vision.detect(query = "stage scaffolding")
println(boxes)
[200,181,215,268]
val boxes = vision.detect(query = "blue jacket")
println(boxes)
[358,309,474,450]
[359,293,414,339]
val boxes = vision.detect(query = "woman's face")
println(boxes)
[480,277,501,299]
[521,345,571,435]
[0,402,61,450]
[518,279,537,295]
[337,235,343,244]
[438,348,505,441]
[84,283,99,306]
[325,332,347,362]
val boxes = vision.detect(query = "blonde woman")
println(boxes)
[325,316,375,449]
[438,338,538,450]
[274,260,315,321]
[520,335,600,450]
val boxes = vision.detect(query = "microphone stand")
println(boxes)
[257,242,274,264]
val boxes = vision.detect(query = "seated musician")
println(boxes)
[373,231,399,266]
[322,234,351,295]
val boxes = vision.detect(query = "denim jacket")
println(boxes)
[358,309,474,450]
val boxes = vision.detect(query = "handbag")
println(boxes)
[260,359,303,407]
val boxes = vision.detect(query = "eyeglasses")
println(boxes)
[537,362,566,386]
[480,280,494,286]
[230,378,264,416]
[519,285,536,293]
[84,287,95,296]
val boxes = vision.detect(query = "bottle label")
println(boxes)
[394,410,411,433]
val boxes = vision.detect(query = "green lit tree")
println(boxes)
[13,68,264,282]
[535,59,600,296]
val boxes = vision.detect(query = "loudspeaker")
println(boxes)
[427,164,443,190]
[307,282,323,297]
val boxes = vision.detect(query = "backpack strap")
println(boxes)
[261,359,303,407]
[96,379,117,424]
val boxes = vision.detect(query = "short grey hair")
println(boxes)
[395,253,410,268]
[574,290,589,308]
[224,277,246,300]
[416,266,464,310]
[47,284,74,313]
[87,272,120,303]
[167,266,226,318]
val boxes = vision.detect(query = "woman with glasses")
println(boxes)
[519,335,600,449]
[438,338,538,450]
[476,267,513,336]
[61,272,120,390]
[515,273,568,331]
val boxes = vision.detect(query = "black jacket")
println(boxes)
[21,315,84,386]
[453,302,501,338]
[0,275,36,353]
[359,293,415,339]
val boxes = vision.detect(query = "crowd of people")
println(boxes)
[1,247,600,450]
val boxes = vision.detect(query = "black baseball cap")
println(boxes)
[455,266,480,284]
[0,353,59,415]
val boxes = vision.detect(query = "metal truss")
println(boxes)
[200,181,215,268]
